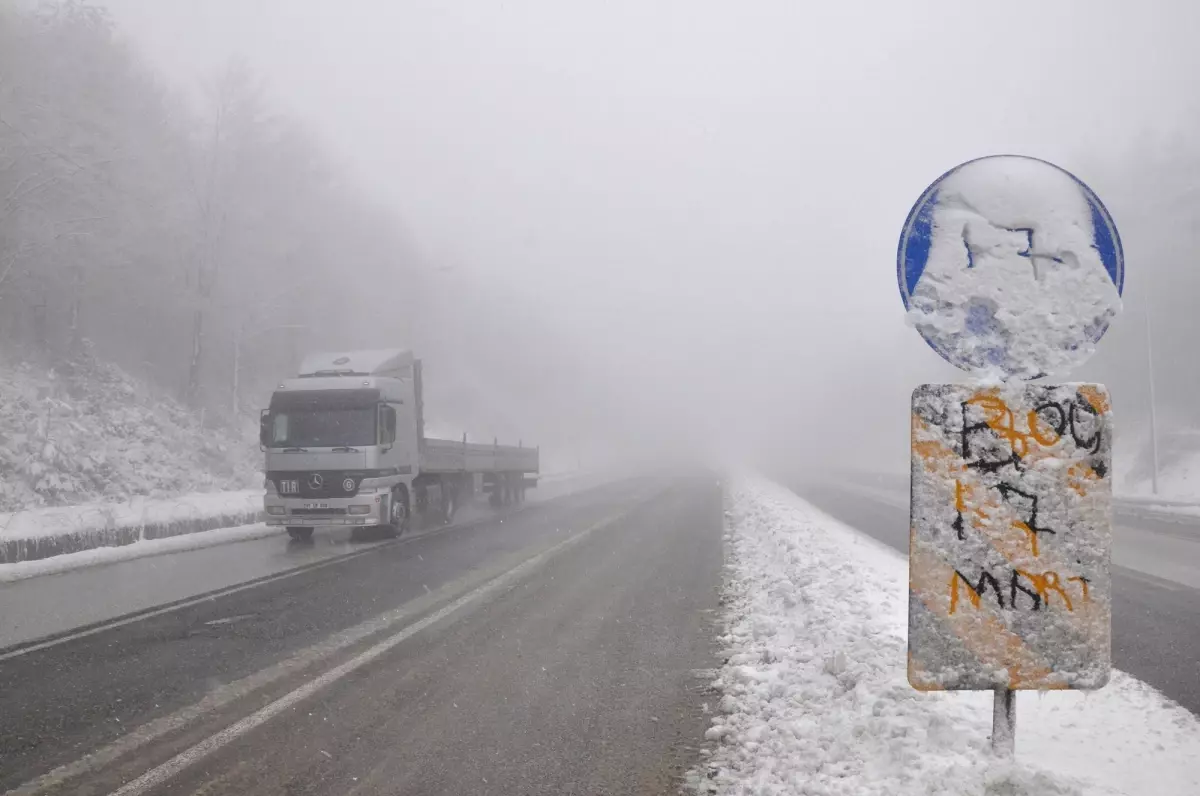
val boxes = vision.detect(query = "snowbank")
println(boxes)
[0,521,278,583]
[0,490,263,564]
[694,475,1200,796]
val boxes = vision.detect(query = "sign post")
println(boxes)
[897,155,1124,757]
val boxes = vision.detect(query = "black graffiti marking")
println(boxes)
[1069,396,1103,455]
[961,401,1023,473]
[1033,401,1067,438]
[957,393,1108,485]
[1010,568,1042,611]
[952,510,965,541]
[993,483,1057,548]
[950,566,1095,613]
[953,568,1006,610]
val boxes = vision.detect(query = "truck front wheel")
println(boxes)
[286,527,314,543]
[381,486,410,538]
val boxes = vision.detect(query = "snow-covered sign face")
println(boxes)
[909,383,1112,691]
[898,155,1124,380]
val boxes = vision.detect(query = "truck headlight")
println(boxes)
[267,506,286,516]
[347,505,371,515]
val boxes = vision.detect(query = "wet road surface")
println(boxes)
[0,476,723,796]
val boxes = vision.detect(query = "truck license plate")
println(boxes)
[303,502,329,509]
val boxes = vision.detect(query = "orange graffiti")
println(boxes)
[912,546,1060,690]
[1016,570,1075,611]
[1068,575,1091,602]
[1027,408,1062,446]
[966,393,1065,460]
[966,394,1029,457]
[955,478,992,527]
[949,570,980,614]
[1067,462,1101,497]
[1012,521,1042,557]
[1077,385,1111,415]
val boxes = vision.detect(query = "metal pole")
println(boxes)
[992,688,1015,757]
[1146,311,1161,495]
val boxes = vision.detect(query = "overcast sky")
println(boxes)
[103,0,1200,473]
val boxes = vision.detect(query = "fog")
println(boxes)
[16,0,1200,479]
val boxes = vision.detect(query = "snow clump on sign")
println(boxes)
[906,156,1121,380]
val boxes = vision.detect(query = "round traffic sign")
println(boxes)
[897,155,1123,380]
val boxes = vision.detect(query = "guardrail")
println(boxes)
[0,491,265,565]
[1114,494,1200,509]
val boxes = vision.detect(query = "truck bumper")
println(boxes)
[264,491,386,527]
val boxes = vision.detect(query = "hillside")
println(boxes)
[0,347,259,512]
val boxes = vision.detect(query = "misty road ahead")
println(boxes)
[794,480,1200,716]
[0,478,722,796]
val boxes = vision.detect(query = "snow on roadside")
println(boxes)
[0,522,279,583]
[0,489,263,541]
[693,474,1200,796]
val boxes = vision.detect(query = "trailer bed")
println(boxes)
[419,438,539,475]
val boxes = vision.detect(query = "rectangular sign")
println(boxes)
[908,383,1112,691]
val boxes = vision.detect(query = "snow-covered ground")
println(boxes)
[0,349,258,511]
[694,475,1200,796]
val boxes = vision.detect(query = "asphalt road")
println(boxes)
[793,480,1200,716]
[0,476,723,796]
[0,472,618,650]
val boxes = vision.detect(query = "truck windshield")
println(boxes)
[269,407,377,448]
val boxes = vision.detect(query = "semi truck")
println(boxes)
[260,349,538,541]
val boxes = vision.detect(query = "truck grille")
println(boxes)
[269,471,364,498]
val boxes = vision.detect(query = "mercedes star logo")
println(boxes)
[308,473,324,490]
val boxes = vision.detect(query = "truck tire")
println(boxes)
[380,486,410,538]
[441,479,457,525]
[286,527,314,542]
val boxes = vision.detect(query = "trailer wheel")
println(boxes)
[286,527,314,543]
[381,486,410,538]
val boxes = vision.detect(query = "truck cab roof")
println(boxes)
[298,349,414,380]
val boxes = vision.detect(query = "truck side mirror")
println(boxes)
[386,406,397,443]
[259,409,271,450]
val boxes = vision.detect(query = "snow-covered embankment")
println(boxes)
[693,475,1200,796]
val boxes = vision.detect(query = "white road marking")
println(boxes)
[105,508,631,796]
